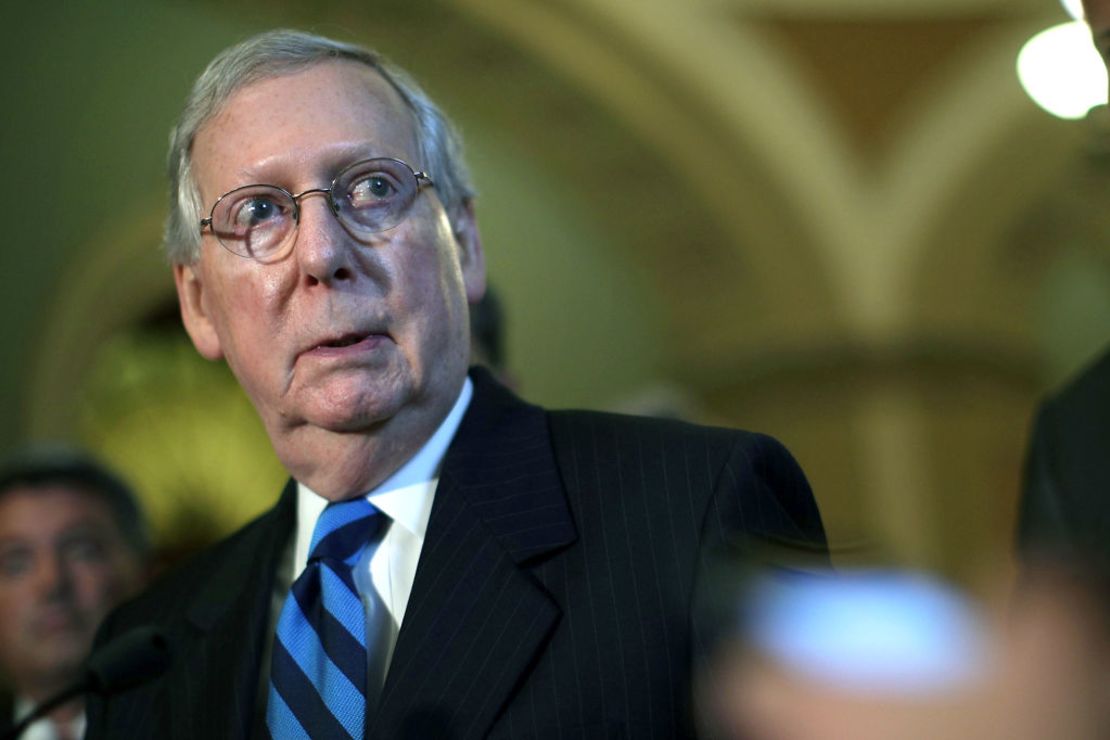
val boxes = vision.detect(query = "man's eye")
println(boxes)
[349,174,398,206]
[62,536,106,563]
[0,550,31,578]
[233,197,285,228]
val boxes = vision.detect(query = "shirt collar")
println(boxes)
[14,695,85,739]
[295,377,473,569]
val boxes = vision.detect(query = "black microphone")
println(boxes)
[84,625,172,694]
[1,626,171,740]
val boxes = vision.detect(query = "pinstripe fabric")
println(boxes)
[86,369,826,740]
[368,371,825,739]
[268,499,380,740]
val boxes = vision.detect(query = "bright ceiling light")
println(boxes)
[1060,0,1084,20]
[1018,21,1107,120]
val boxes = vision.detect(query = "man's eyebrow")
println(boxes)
[239,144,386,180]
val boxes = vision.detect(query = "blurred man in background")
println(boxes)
[0,447,147,740]
[467,285,517,390]
[1018,0,1110,586]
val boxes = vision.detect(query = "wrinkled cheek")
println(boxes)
[257,270,295,305]
[219,307,289,406]
[73,571,121,613]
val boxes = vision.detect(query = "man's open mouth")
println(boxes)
[322,333,367,348]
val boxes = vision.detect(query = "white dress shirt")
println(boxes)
[13,696,84,740]
[291,377,472,683]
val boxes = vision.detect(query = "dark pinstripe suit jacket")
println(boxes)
[86,368,824,739]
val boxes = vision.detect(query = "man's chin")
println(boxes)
[310,413,390,434]
[25,643,91,685]
[270,376,410,434]
[299,396,405,435]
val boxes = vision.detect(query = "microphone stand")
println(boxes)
[2,685,84,740]
[2,626,171,740]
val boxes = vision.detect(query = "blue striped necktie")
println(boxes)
[267,498,382,739]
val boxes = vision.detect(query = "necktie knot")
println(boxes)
[308,497,381,564]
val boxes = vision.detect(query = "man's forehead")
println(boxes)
[0,485,113,524]
[207,60,410,134]
[194,60,418,185]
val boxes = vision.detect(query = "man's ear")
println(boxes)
[452,200,486,304]
[173,262,224,360]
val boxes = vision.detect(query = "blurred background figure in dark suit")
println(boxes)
[1019,0,1110,583]
[0,446,147,740]
[468,284,518,391]
[1020,349,1110,577]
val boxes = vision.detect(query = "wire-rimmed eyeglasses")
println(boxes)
[199,157,435,263]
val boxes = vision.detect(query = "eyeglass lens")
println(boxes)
[208,158,423,261]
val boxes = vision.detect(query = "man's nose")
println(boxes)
[35,553,73,599]
[293,192,354,285]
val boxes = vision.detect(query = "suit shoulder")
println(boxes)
[1044,346,1110,420]
[1030,346,1110,469]
[547,408,797,466]
[1023,347,1110,562]
[548,408,825,556]
[546,408,807,503]
[549,407,764,443]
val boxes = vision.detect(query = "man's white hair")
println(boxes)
[164,29,476,265]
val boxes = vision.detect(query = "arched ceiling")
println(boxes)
[8,0,1082,436]
[446,0,1076,373]
[6,0,1096,572]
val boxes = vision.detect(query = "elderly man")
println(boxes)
[0,447,147,740]
[1018,0,1110,580]
[87,30,824,739]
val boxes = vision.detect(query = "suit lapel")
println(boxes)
[174,480,295,740]
[371,369,577,739]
